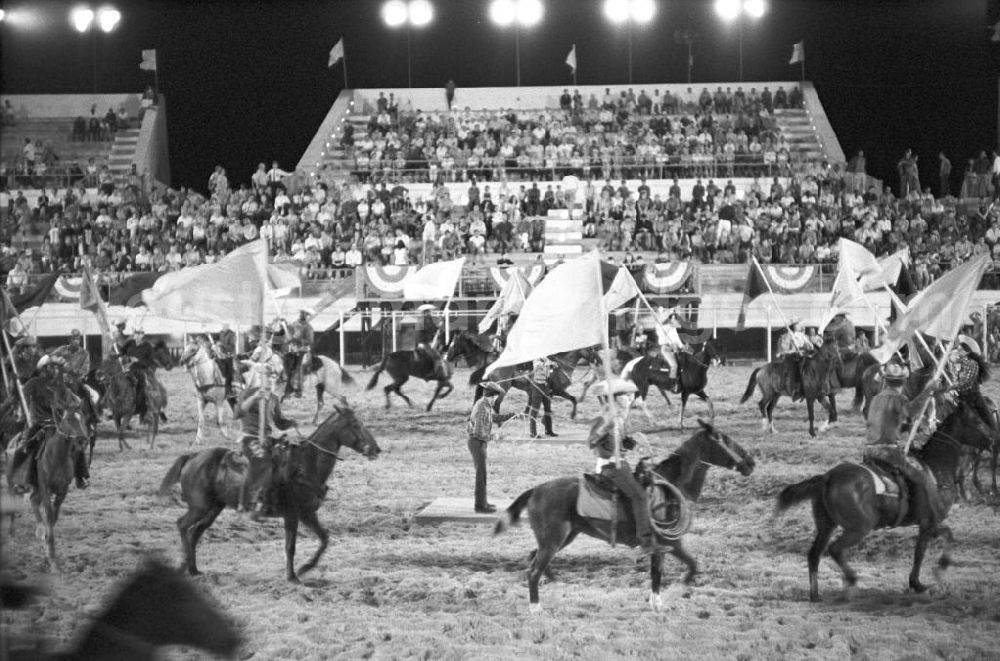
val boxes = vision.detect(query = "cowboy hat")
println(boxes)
[115,319,128,328]
[37,355,65,369]
[591,378,639,398]
[479,382,505,397]
[957,335,981,355]
[882,362,909,382]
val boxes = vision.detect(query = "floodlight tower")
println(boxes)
[382,0,434,88]
[71,5,121,93]
[603,0,656,85]
[715,0,766,82]
[489,0,544,87]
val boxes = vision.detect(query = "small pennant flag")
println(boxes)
[736,259,770,331]
[328,38,345,68]
[565,44,577,74]
[991,20,1000,42]
[789,41,804,65]
[139,49,157,71]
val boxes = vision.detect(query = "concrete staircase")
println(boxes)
[108,128,140,175]
[773,108,827,163]
[543,208,584,261]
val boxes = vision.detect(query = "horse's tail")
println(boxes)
[158,453,194,497]
[365,354,389,391]
[469,364,486,386]
[493,488,534,535]
[739,368,761,404]
[853,374,866,412]
[774,475,825,515]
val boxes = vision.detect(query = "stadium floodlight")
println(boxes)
[714,0,740,21]
[382,0,408,27]
[489,0,545,86]
[383,0,434,88]
[632,0,656,23]
[743,0,766,19]
[603,0,657,83]
[71,7,95,32]
[97,7,120,32]
[603,0,630,24]
[0,9,6,22]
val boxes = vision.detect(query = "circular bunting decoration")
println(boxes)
[641,262,692,294]
[764,265,816,293]
[363,264,415,298]
[55,276,82,301]
[489,264,546,289]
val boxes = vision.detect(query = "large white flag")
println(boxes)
[819,261,867,331]
[484,252,605,376]
[402,257,466,300]
[838,238,882,279]
[871,254,990,363]
[603,265,642,310]
[859,248,910,291]
[142,240,300,325]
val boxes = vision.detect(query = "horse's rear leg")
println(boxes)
[807,499,836,602]
[909,525,945,593]
[827,524,872,601]
[177,508,209,575]
[296,509,329,577]
[667,540,699,585]
[116,417,131,452]
[284,514,301,583]
[148,415,159,450]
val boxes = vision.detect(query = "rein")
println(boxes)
[89,619,158,657]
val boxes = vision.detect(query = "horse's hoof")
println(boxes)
[649,592,663,611]
[809,592,822,603]
[909,580,928,593]
[528,602,543,614]
[288,574,301,584]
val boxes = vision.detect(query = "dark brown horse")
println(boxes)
[6,558,241,659]
[365,347,454,411]
[624,339,722,429]
[740,342,843,436]
[493,421,755,612]
[158,403,380,582]
[97,340,175,450]
[481,347,601,420]
[775,402,993,601]
[856,363,935,419]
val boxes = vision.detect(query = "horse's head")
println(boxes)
[151,340,176,370]
[445,332,473,363]
[695,419,756,476]
[316,403,381,460]
[701,338,724,367]
[934,399,995,453]
[97,558,241,656]
[178,342,200,368]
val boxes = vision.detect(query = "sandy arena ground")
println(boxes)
[2,362,1000,660]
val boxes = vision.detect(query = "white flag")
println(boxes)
[565,44,577,74]
[789,41,804,65]
[860,248,910,291]
[402,257,466,300]
[837,238,883,279]
[328,38,345,68]
[139,49,157,72]
[819,261,866,331]
[484,253,605,376]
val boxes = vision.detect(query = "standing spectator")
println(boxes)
[445,79,456,111]
[939,152,952,198]
[466,382,509,514]
[265,161,293,197]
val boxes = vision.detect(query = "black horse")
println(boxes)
[775,402,993,601]
[365,347,454,411]
[159,403,380,582]
[740,342,843,437]
[494,421,755,612]
[96,340,175,450]
[624,339,722,430]
[445,330,498,395]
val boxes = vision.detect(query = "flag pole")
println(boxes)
[903,331,956,454]
[593,251,620,467]
[342,41,349,89]
[752,257,801,350]
[259,239,269,455]
[1,329,33,428]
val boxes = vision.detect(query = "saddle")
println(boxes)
[576,473,682,547]
[861,455,937,527]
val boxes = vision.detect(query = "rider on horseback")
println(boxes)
[286,310,314,395]
[415,306,448,380]
[126,329,156,421]
[863,362,944,530]
[51,328,90,381]
[235,366,298,521]
[656,310,685,393]
[778,318,811,401]
[946,335,998,438]
[8,356,90,491]
[588,378,656,556]
[214,323,237,398]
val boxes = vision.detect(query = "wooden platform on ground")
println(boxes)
[412,497,512,526]
[500,434,590,446]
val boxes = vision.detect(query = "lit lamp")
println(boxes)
[489,0,544,87]
[71,5,121,93]
[382,0,434,88]
[714,0,766,82]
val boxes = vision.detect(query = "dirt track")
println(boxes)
[3,363,1000,660]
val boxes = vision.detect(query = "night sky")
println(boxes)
[2,0,998,192]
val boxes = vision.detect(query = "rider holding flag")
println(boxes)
[655,310,686,393]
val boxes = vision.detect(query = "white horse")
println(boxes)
[241,349,354,423]
[179,339,236,444]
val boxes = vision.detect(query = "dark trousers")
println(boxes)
[217,358,235,395]
[601,464,654,545]
[240,437,273,511]
[864,445,945,528]
[467,436,488,508]
[527,382,554,437]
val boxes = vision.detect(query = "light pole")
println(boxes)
[71,5,121,93]
[603,0,656,85]
[382,0,433,88]
[489,0,544,87]
[715,0,765,82]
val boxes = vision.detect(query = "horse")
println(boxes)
[97,340,175,450]
[774,402,994,601]
[179,339,236,444]
[624,339,722,429]
[6,558,242,659]
[739,342,843,436]
[13,426,87,571]
[493,421,756,612]
[284,354,356,423]
[445,330,497,389]
[158,403,380,582]
[835,351,879,410]
[856,363,935,419]
[365,347,454,411]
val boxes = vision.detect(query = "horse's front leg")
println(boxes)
[678,392,689,430]
[296,509,329,577]
[909,526,935,593]
[284,513,301,583]
[649,551,664,611]
[699,391,715,423]
[806,398,817,437]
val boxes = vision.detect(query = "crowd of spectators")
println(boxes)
[344,85,805,184]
